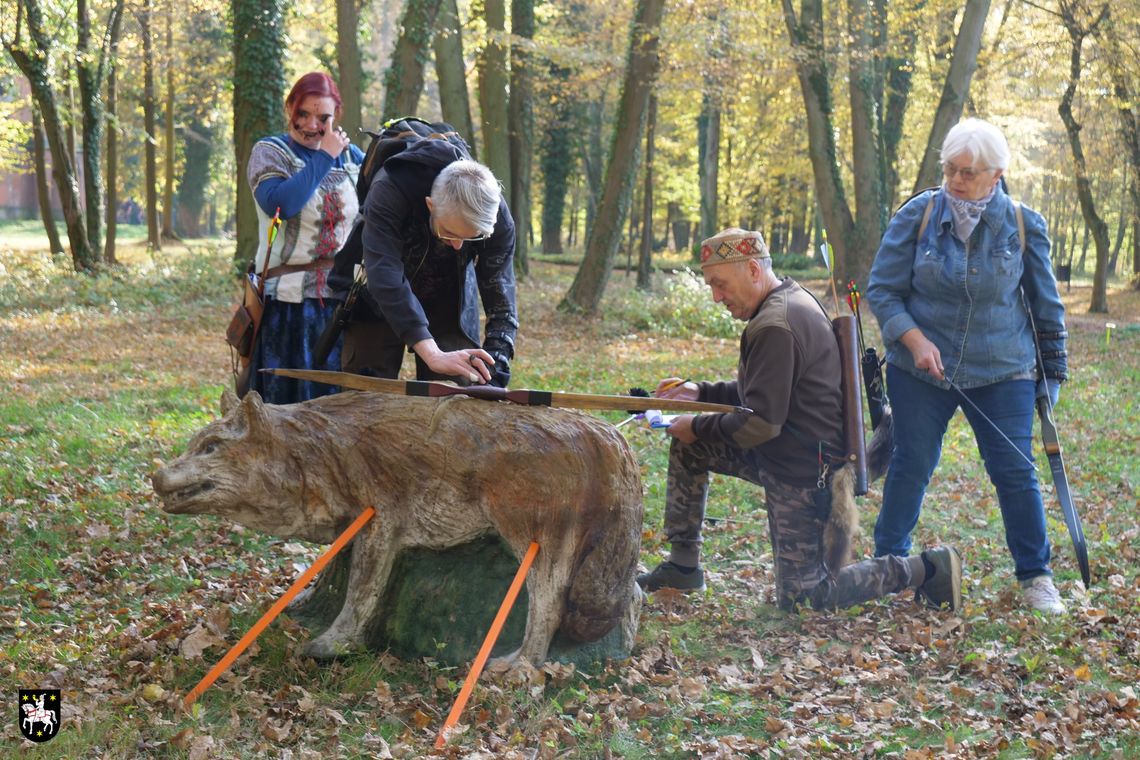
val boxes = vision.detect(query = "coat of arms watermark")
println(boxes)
[18,689,60,743]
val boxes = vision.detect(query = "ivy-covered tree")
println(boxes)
[508,0,535,275]
[4,0,94,270]
[433,0,477,157]
[539,69,575,255]
[231,0,285,268]
[478,0,511,185]
[382,0,443,117]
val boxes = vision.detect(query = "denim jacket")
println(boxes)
[866,184,1067,389]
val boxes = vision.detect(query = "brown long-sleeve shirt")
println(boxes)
[692,278,844,487]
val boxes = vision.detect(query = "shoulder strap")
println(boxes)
[917,194,935,241]
[1013,200,1025,255]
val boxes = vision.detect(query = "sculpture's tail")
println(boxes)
[560,516,641,642]
[559,450,644,643]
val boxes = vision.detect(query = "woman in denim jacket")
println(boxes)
[866,118,1069,614]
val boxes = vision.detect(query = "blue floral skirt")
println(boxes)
[247,296,342,405]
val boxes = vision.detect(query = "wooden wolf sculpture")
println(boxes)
[152,389,644,665]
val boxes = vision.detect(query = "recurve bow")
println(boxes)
[266,368,752,415]
[1022,288,1090,588]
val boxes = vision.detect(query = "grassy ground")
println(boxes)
[2,228,1138,758]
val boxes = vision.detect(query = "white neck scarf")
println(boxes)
[945,184,996,242]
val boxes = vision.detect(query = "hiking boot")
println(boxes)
[916,546,962,612]
[1020,575,1067,615]
[636,561,706,593]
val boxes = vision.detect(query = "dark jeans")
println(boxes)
[874,365,1051,581]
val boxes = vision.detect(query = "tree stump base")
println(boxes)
[287,536,640,668]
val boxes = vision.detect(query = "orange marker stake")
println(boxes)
[182,506,377,710]
[435,541,540,749]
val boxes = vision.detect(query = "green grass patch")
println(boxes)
[2,236,1138,756]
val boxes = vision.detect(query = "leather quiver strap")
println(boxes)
[263,259,334,281]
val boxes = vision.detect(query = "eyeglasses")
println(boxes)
[432,219,491,243]
[941,162,990,181]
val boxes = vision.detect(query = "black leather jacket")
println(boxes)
[358,139,518,365]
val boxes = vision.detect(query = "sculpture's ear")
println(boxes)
[241,390,272,440]
[221,388,239,416]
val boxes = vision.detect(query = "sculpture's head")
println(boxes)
[151,390,310,538]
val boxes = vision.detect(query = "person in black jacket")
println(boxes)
[342,139,518,386]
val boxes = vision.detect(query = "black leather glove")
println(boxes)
[488,351,511,388]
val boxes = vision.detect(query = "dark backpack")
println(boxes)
[327,117,473,304]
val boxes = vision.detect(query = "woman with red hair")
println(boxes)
[245,72,364,403]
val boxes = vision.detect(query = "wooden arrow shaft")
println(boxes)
[266,368,750,414]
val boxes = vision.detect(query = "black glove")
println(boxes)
[488,351,511,388]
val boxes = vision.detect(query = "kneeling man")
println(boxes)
[638,228,962,612]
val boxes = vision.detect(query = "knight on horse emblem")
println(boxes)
[18,689,60,743]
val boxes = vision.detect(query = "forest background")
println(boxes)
[3,0,1140,309]
[2,0,1140,757]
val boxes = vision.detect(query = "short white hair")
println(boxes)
[430,160,501,236]
[940,118,1010,171]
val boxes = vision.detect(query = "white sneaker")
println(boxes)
[1020,575,1067,615]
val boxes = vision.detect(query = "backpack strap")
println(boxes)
[917,194,935,241]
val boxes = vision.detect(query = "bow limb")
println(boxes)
[1035,393,1091,588]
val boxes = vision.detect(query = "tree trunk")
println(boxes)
[140,0,161,250]
[667,202,690,253]
[847,0,888,266]
[1108,177,1126,276]
[540,85,573,255]
[582,98,605,241]
[782,0,856,281]
[625,186,639,275]
[382,0,443,118]
[637,93,656,290]
[1077,213,1090,274]
[6,0,94,270]
[31,105,64,255]
[336,0,363,143]
[104,1,125,264]
[882,20,917,207]
[162,4,176,240]
[913,0,991,192]
[697,96,720,248]
[433,0,476,158]
[1100,21,1140,285]
[176,119,214,238]
[232,0,287,269]
[508,0,535,277]
[174,9,223,239]
[77,0,120,259]
[1058,3,1110,313]
[560,0,666,313]
[785,180,808,255]
[478,0,511,186]
[567,174,578,247]
[1134,219,1140,286]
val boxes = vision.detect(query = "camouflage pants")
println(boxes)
[663,437,915,610]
